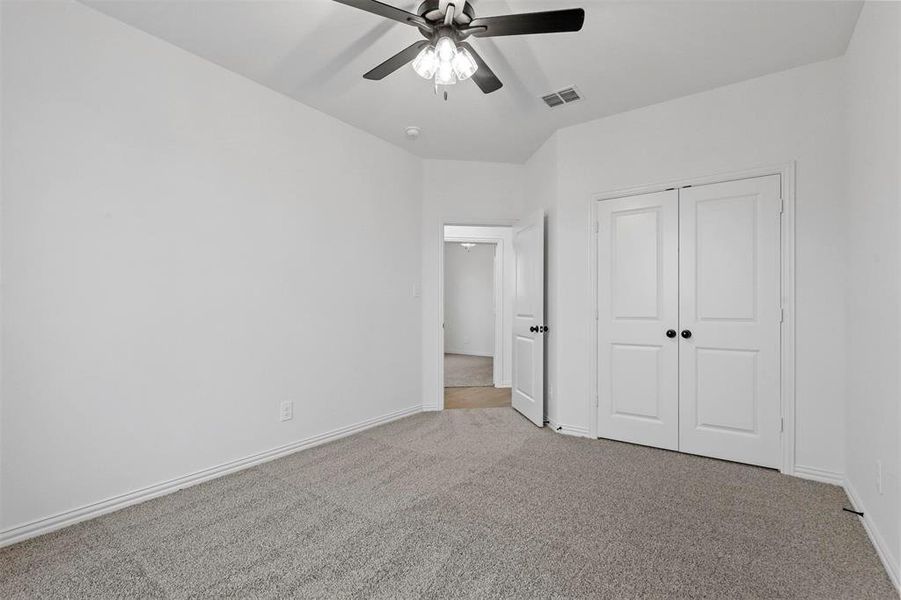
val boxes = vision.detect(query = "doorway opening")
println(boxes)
[443,225,512,410]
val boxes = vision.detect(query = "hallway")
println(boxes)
[444,386,511,410]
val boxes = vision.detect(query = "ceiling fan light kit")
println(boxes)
[415,35,478,87]
[334,0,585,96]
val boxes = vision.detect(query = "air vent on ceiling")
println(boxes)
[541,86,582,108]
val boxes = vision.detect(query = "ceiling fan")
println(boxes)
[333,0,585,94]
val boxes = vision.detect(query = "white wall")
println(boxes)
[421,160,524,409]
[443,242,495,357]
[844,1,900,583]
[530,59,848,475]
[444,225,514,386]
[1,1,422,534]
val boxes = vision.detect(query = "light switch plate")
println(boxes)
[280,401,293,422]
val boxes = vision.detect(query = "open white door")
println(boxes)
[511,211,545,427]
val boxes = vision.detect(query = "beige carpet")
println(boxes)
[444,353,493,387]
[1,408,896,599]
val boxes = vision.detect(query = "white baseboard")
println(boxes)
[6,403,897,595]
[0,404,422,549]
[844,478,900,592]
[793,464,845,486]
[546,417,591,438]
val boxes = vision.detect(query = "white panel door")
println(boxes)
[678,175,782,468]
[596,190,679,450]
[511,211,545,427]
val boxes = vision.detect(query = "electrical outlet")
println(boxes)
[280,401,293,422]
[876,459,883,495]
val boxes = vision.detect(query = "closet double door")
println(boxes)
[596,175,782,469]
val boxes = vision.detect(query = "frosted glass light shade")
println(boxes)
[412,45,438,79]
[435,60,456,86]
[435,36,456,61]
[452,47,478,81]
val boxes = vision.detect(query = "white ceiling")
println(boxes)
[82,0,862,163]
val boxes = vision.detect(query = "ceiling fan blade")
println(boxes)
[469,8,584,38]
[332,0,431,30]
[363,40,429,80]
[459,42,502,94]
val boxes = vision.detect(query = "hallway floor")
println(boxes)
[444,353,493,387]
[444,386,512,409]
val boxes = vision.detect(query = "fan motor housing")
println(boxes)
[417,0,474,26]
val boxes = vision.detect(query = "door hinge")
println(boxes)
[780,308,784,323]
[781,417,784,433]
[780,197,785,214]
[595,309,599,321]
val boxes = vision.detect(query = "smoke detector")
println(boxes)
[404,126,421,140]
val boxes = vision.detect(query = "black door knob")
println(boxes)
[681,330,692,339]
[666,329,677,338]
[530,326,538,333]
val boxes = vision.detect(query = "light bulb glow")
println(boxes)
[413,36,475,88]
[435,36,456,61]
[451,47,477,81]
[412,45,438,79]
[435,60,456,86]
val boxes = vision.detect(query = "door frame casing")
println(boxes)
[436,218,519,411]
[588,162,797,475]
